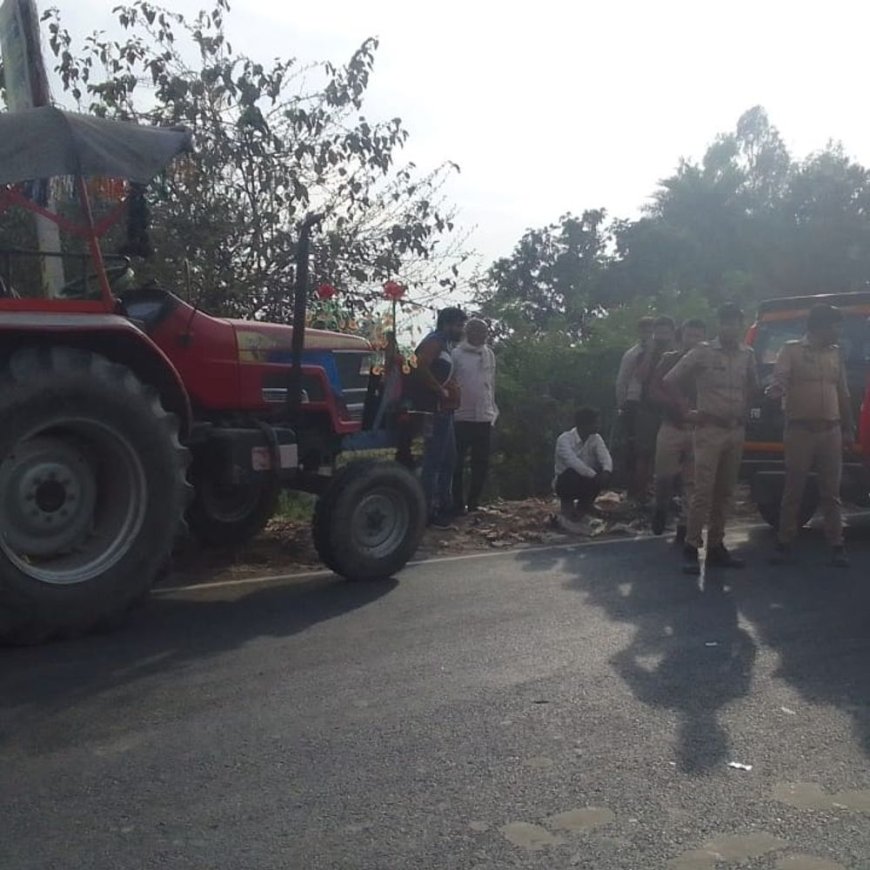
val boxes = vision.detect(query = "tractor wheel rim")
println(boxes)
[350,487,410,560]
[0,420,147,586]
[199,477,263,524]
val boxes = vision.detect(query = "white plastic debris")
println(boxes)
[727,761,753,771]
[780,706,796,716]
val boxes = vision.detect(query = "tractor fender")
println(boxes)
[0,311,192,435]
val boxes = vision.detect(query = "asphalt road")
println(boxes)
[2,520,870,870]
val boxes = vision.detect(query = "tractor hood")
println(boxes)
[227,319,371,364]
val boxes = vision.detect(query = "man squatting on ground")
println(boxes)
[647,318,708,541]
[767,303,853,568]
[664,303,759,575]
[554,407,613,520]
[451,318,499,514]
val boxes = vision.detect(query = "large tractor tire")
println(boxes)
[312,460,426,581]
[0,347,190,644]
[187,461,279,548]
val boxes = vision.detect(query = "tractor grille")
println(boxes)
[332,350,372,420]
[261,350,373,421]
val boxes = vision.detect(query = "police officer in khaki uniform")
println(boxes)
[648,318,707,541]
[766,304,853,567]
[664,303,759,575]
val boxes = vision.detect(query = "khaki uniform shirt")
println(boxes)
[650,349,696,424]
[664,339,758,425]
[770,337,849,422]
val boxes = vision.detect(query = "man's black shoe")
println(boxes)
[769,543,793,565]
[651,508,667,536]
[682,544,700,575]
[831,546,849,568]
[706,544,745,569]
[429,513,453,530]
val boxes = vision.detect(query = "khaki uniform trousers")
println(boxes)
[686,424,744,550]
[778,423,843,546]
[654,421,694,523]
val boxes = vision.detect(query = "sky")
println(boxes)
[68,0,870,270]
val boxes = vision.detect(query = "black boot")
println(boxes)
[706,544,745,569]
[831,546,849,568]
[674,525,686,545]
[682,544,700,575]
[769,543,793,565]
[651,506,667,536]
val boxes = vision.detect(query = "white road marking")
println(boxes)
[156,533,660,595]
[159,510,870,597]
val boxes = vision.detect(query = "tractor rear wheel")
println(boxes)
[312,460,426,581]
[0,347,190,644]
[187,462,279,548]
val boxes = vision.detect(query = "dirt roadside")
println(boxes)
[170,486,761,586]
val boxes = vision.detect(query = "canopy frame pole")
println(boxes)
[75,175,113,306]
[0,184,128,238]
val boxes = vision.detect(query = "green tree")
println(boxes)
[609,106,795,305]
[777,145,870,294]
[476,210,611,339]
[2,1,467,317]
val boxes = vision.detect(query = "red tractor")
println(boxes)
[0,106,427,644]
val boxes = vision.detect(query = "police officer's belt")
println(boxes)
[697,413,745,429]
[787,419,840,432]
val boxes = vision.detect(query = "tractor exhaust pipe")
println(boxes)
[287,213,322,426]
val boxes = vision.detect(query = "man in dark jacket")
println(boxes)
[410,307,467,527]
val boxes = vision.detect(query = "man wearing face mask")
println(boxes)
[767,304,853,567]
[633,315,677,502]
[664,303,759,575]
[616,316,655,499]
[451,318,499,514]
[410,306,467,527]
[648,318,707,541]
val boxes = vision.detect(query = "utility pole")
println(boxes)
[0,0,65,296]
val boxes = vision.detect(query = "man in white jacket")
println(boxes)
[554,407,613,519]
[451,319,499,513]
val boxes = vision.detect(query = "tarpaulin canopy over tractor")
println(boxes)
[0,105,192,184]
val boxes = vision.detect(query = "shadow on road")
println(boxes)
[0,573,397,752]
[609,577,755,775]
[515,541,756,773]
[733,519,870,758]
[516,516,870,767]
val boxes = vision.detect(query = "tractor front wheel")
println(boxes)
[312,460,426,581]
[0,347,190,644]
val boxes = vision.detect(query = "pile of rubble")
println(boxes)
[421,491,648,555]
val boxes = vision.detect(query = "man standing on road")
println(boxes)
[664,303,758,575]
[554,407,613,520]
[615,316,655,499]
[410,306,467,527]
[767,304,853,567]
[633,315,678,504]
[648,318,707,541]
[451,318,499,514]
